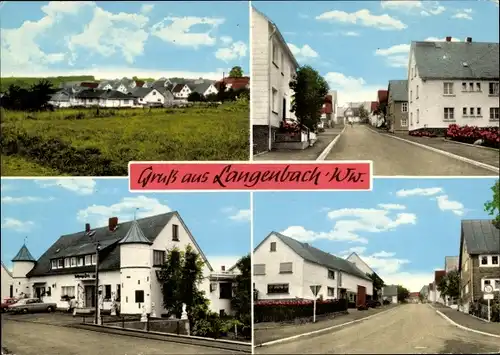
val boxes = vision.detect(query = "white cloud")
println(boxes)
[452,12,473,20]
[2,218,35,232]
[282,225,369,244]
[371,251,396,258]
[435,195,465,216]
[287,43,319,60]
[377,203,406,210]
[151,16,225,48]
[77,196,171,228]
[215,41,247,62]
[424,36,461,42]
[374,44,411,68]
[375,44,410,56]
[380,0,424,11]
[343,31,360,37]
[323,72,383,106]
[316,9,407,30]
[396,187,443,197]
[220,36,233,45]
[140,4,154,14]
[381,1,445,16]
[36,178,96,195]
[1,196,54,204]
[229,209,251,222]
[207,255,241,272]
[341,246,367,254]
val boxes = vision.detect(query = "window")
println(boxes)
[462,82,467,91]
[480,254,500,266]
[153,250,165,266]
[469,83,474,91]
[279,262,293,274]
[443,82,454,95]
[401,118,408,127]
[493,256,499,265]
[219,282,232,299]
[465,284,469,294]
[481,256,488,265]
[462,107,467,116]
[267,284,289,294]
[91,254,97,265]
[116,284,121,301]
[489,82,499,95]
[477,107,482,116]
[470,107,475,116]
[104,285,112,300]
[71,257,77,267]
[272,88,278,113]
[444,108,454,120]
[281,53,284,73]
[401,102,408,112]
[172,224,179,241]
[327,287,335,297]
[77,257,84,267]
[270,242,276,252]
[410,90,413,102]
[135,290,144,303]
[61,286,75,298]
[328,269,335,279]
[51,260,58,269]
[476,83,481,91]
[152,91,156,95]
[58,259,64,268]
[272,42,278,64]
[416,85,419,99]
[490,108,499,120]
[85,255,91,266]
[416,109,419,123]
[64,258,70,268]
[253,264,266,275]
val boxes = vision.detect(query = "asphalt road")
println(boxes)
[326,125,496,176]
[2,319,235,355]
[256,304,500,354]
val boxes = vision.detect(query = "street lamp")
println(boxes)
[87,229,101,325]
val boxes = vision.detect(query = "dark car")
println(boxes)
[1,298,18,312]
[366,300,381,308]
[357,304,369,311]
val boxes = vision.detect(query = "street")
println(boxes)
[2,318,236,355]
[256,304,500,354]
[326,125,497,176]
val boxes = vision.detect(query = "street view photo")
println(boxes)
[252,178,500,354]
[0,1,250,176]
[1,179,251,354]
[250,0,499,176]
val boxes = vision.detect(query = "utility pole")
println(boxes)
[94,241,101,325]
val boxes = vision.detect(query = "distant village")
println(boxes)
[48,76,250,109]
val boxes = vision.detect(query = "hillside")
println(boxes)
[0,76,96,92]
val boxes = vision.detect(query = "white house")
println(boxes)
[381,285,398,304]
[1,262,14,300]
[253,232,373,305]
[208,264,240,317]
[190,82,218,97]
[129,87,165,106]
[172,84,192,99]
[408,38,499,132]
[75,89,136,108]
[251,6,299,152]
[48,90,72,108]
[4,212,236,316]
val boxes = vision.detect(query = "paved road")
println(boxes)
[256,304,500,354]
[2,319,235,355]
[326,125,497,176]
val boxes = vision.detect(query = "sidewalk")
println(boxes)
[254,125,344,161]
[254,304,397,345]
[435,305,500,335]
[386,132,500,168]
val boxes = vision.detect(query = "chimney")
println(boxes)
[108,217,118,231]
[85,223,91,233]
[221,265,225,272]
[446,36,452,42]
[466,37,472,43]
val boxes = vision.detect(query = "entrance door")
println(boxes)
[35,287,45,299]
[282,98,286,121]
[84,286,96,308]
[9,285,13,298]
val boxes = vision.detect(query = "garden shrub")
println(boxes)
[446,124,499,149]
[254,299,348,323]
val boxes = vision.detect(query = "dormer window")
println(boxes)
[85,255,91,265]
[51,260,58,269]
[57,259,64,268]
[91,254,97,265]
[77,257,84,267]
[64,258,70,268]
[71,257,77,267]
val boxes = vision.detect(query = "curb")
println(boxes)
[366,127,499,173]
[256,305,399,348]
[430,305,500,339]
[316,126,346,161]
[442,138,499,152]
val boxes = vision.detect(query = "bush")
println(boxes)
[446,124,499,149]
[382,299,391,305]
[409,130,437,138]
[254,299,348,323]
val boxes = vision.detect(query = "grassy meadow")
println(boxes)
[1,101,250,176]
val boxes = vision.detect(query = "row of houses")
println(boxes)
[369,37,499,132]
[49,76,250,108]
[420,219,499,315]
[1,212,242,317]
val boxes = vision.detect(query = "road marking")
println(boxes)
[365,126,499,174]
[256,306,399,348]
[431,306,500,339]
[414,346,427,349]
[316,125,346,161]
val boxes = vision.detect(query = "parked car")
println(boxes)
[382,299,391,305]
[366,300,381,308]
[8,298,57,314]
[357,304,369,311]
[1,298,18,312]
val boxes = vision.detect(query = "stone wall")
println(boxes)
[108,318,189,335]
[253,125,277,154]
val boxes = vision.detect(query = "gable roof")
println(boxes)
[461,219,499,255]
[370,101,379,112]
[76,89,131,99]
[218,77,250,91]
[412,40,499,80]
[388,80,408,102]
[128,87,154,98]
[172,84,185,93]
[26,211,212,277]
[12,244,36,262]
[377,90,388,103]
[258,232,371,281]
[346,252,375,275]
[190,81,215,95]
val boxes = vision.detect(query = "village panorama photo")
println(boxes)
[0,178,252,354]
[0,1,250,176]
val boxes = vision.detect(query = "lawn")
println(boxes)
[1,101,249,176]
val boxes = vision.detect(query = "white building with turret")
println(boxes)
[3,212,240,316]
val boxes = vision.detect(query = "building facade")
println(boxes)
[1,262,14,300]
[387,80,409,133]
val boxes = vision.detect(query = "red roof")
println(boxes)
[377,90,388,103]
[409,292,419,298]
[322,95,333,114]
[218,76,250,91]
[370,101,379,112]
[80,82,99,89]
[434,270,446,283]
[135,80,145,87]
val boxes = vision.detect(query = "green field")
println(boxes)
[1,101,249,176]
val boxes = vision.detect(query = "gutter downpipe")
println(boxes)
[268,24,277,152]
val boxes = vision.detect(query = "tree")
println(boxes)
[367,272,385,300]
[230,254,251,326]
[289,65,329,131]
[187,91,204,102]
[418,293,425,303]
[437,270,460,300]
[228,66,243,78]
[397,285,410,302]
[359,105,369,123]
[484,180,500,227]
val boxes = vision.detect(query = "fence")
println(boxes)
[82,314,190,334]
[254,299,348,323]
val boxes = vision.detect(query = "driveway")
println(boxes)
[256,304,500,354]
[326,125,497,176]
[2,317,235,355]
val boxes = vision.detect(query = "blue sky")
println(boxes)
[1,178,250,271]
[0,1,249,79]
[253,0,500,105]
[254,178,498,292]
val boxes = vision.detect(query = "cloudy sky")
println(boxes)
[254,178,498,292]
[253,0,499,105]
[0,1,249,79]
[1,178,251,272]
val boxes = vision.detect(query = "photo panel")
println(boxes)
[252,177,500,354]
[0,1,250,177]
[0,178,252,354]
[249,1,499,177]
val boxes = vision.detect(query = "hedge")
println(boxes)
[254,299,348,323]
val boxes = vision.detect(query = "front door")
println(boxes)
[35,287,45,299]
[84,286,95,308]
[9,285,13,298]
[282,98,286,121]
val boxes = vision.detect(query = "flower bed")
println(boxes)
[254,299,348,323]
[409,130,438,138]
[446,124,499,149]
